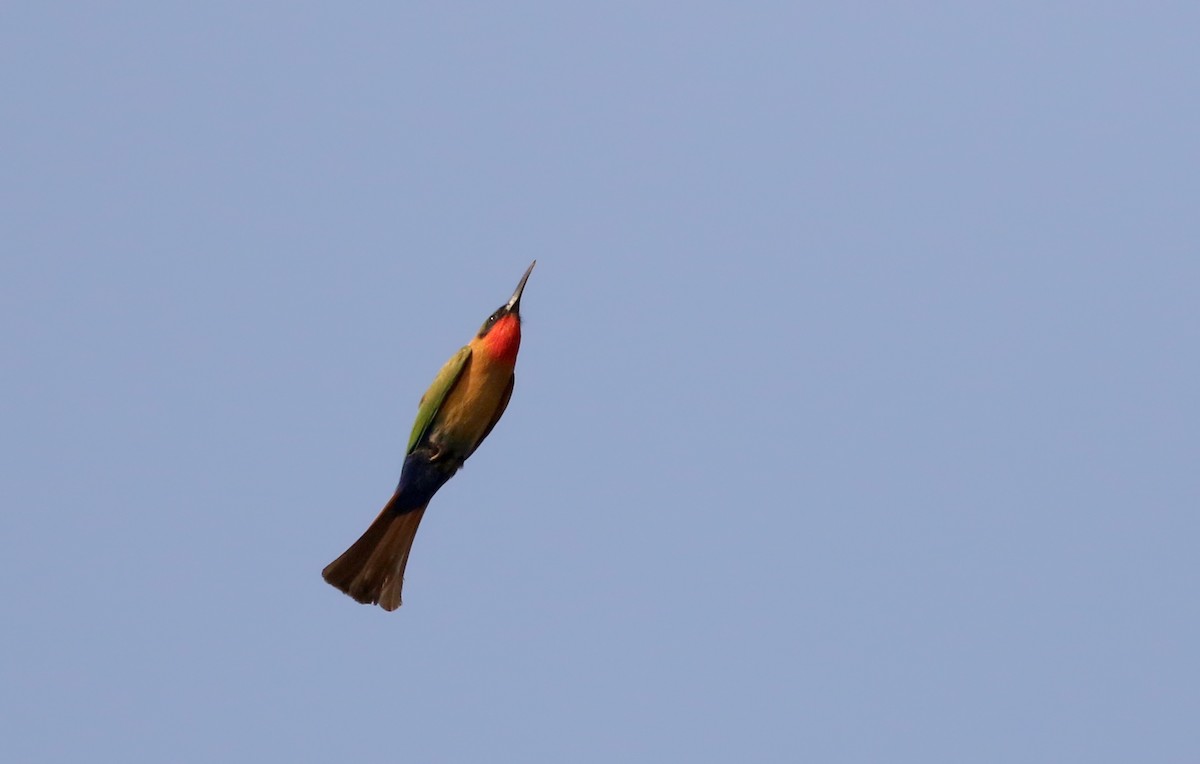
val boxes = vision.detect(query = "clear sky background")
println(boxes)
[2,4,1197,762]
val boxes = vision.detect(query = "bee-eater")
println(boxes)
[322,261,535,610]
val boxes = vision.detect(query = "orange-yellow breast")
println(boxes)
[431,318,520,455]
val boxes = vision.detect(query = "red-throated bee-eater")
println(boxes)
[322,261,535,610]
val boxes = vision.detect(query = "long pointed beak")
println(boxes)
[505,260,536,313]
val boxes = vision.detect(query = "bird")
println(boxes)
[322,261,536,610]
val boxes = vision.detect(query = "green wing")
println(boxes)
[406,345,471,454]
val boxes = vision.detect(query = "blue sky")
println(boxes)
[3,4,1197,761]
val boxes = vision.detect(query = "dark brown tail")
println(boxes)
[322,494,428,611]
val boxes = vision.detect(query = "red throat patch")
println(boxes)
[482,314,522,365]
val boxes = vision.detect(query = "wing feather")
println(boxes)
[406,345,471,454]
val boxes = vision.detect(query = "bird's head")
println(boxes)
[476,261,535,364]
